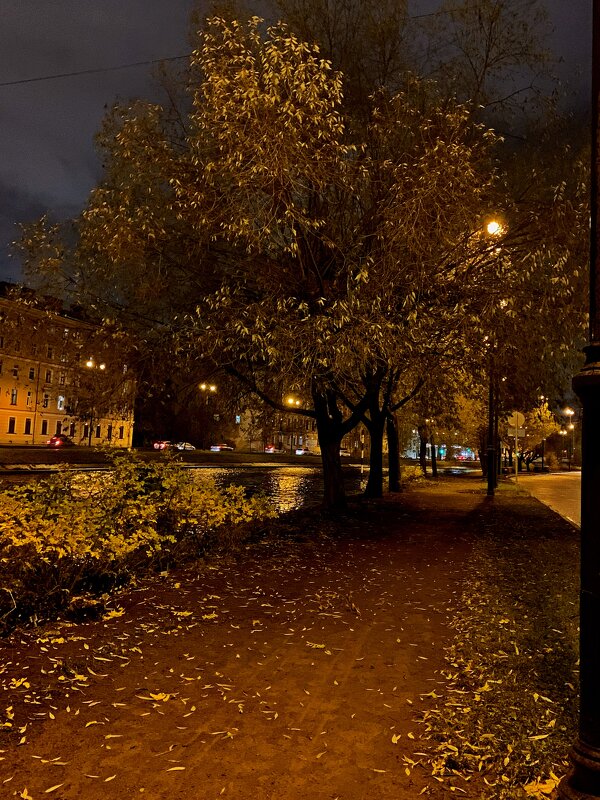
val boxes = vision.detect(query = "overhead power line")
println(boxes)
[0,54,191,88]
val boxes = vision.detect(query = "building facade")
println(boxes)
[0,291,135,447]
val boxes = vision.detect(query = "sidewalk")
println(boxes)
[0,477,563,800]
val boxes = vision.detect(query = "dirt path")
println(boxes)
[0,479,487,799]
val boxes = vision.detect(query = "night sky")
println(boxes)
[0,0,592,283]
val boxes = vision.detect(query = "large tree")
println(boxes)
[18,8,587,508]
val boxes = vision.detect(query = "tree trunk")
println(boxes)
[364,414,385,498]
[431,434,438,478]
[313,387,346,511]
[320,437,346,510]
[419,433,428,476]
[386,414,401,492]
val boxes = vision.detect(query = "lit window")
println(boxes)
[57,395,65,411]
[26,391,32,407]
[42,394,49,408]
[10,388,17,405]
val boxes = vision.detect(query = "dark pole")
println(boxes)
[487,356,495,496]
[558,3,600,796]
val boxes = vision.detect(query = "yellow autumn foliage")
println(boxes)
[0,452,276,631]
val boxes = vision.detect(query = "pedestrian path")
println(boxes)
[514,472,581,528]
[0,482,479,800]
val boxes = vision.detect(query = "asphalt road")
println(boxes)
[517,471,581,528]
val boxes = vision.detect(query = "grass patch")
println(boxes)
[415,490,579,798]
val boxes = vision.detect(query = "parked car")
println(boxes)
[295,447,311,455]
[174,442,196,450]
[153,440,172,450]
[210,443,234,451]
[339,447,351,456]
[46,434,74,448]
[264,444,285,454]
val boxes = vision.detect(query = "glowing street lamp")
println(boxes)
[484,216,505,496]
[199,382,217,403]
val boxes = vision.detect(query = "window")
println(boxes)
[107,424,113,441]
[41,420,48,436]
[31,343,37,356]
[10,388,17,405]
[47,346,53,359]
[119,425,124,439]
[0,335,4,348]
[26,391,32,407]
[59,372,65,385]
[7,417,15,434]
[56,422,62,435]
[95,424,101,439]
[24,418,31,435]
[42,393,49,408]
[83,424,89,440]
[57,395,65,411]
[69,422,76,437]
[12,364,18,378]
[29,367,35,380]
[45,370,52,383]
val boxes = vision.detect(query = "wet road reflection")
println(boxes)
[190,464,369,512]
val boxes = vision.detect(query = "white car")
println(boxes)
[175,442,195,450]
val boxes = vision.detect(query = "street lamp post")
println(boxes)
[199,383,217,448]
[565,407,576,470]
[558,3,600,796]
[84,358,106,447]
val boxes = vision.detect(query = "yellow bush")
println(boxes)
[0,452,276,631]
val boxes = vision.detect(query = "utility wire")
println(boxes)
[0,54,191,88]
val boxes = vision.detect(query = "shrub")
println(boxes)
[0,452,276,632]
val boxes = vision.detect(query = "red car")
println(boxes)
[46,434,74,447]
[153,440,172,450]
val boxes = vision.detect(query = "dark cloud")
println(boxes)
[0,0,592,283]
[0,0,197,281]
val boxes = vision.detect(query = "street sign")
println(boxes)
[507,427,526,437]
[508,411,525,428]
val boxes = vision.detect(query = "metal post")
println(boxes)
[487,360,495,496]
[558,2,600,796]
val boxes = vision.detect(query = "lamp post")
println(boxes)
[199,382,217,404]
[84,358,106,446]
[565,407,576,470]
[557,3,600,796]
[484,218,504,497]
[199,383,217,448]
